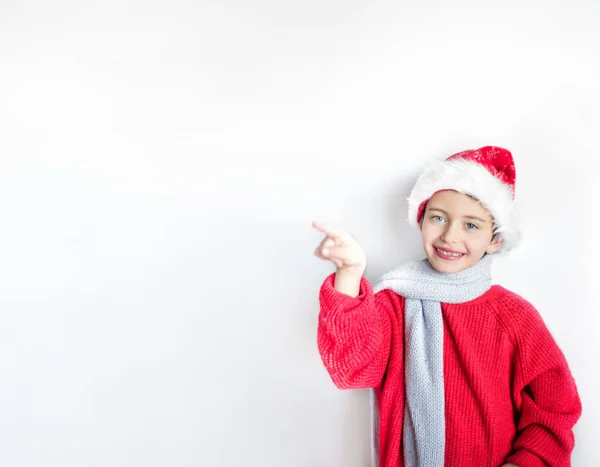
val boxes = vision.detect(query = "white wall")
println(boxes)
[0,1,598,466]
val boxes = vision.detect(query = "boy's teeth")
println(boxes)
[436,247,463,257]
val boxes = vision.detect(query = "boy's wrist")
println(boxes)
[335,268,363,278]
[333,268,363,298]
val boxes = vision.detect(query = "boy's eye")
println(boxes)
[431,215,445,222]
[466,223,478,230]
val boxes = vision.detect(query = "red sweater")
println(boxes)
[317,273,582,467]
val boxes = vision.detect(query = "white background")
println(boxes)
[0,1,598,466]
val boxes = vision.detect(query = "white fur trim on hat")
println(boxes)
[407,158,521,254]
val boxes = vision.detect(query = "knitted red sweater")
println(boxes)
[318,273,582,467]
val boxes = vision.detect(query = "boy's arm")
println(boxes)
[317,271,403,389]
[504,304,582,467]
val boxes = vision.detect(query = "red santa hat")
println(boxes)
[407,146,521,253]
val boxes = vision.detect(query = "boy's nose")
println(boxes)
[440,224,461,244]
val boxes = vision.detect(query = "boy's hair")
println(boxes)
[407,146,521,254]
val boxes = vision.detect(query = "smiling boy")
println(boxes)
[313,146,582,467]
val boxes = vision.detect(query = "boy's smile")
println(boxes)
[419,190,504,273]
[432,245,466,260]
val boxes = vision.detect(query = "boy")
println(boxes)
[313,146,581,467]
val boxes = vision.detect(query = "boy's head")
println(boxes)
[407,146,521,273]
[418,190,503,273]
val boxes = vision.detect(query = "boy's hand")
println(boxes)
[312,221,367,276]
[500,464,518,467]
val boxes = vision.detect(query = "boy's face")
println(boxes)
[419,190,504,273]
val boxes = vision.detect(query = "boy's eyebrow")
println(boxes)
[427,207,488,223]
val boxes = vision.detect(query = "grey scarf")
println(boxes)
[369,254,493,467]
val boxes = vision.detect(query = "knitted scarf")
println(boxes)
[370,254,493,467]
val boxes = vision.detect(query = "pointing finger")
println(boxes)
[312,221,345,239]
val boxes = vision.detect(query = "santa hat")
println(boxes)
[407,146,521,254]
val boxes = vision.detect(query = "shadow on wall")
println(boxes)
[363,171,424,283]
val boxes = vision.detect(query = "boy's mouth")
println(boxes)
[433,246,465,260]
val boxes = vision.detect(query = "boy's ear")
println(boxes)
[486,234,504,254]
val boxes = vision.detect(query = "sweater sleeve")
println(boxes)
[504,300,582,467]
[317,272,403,390]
